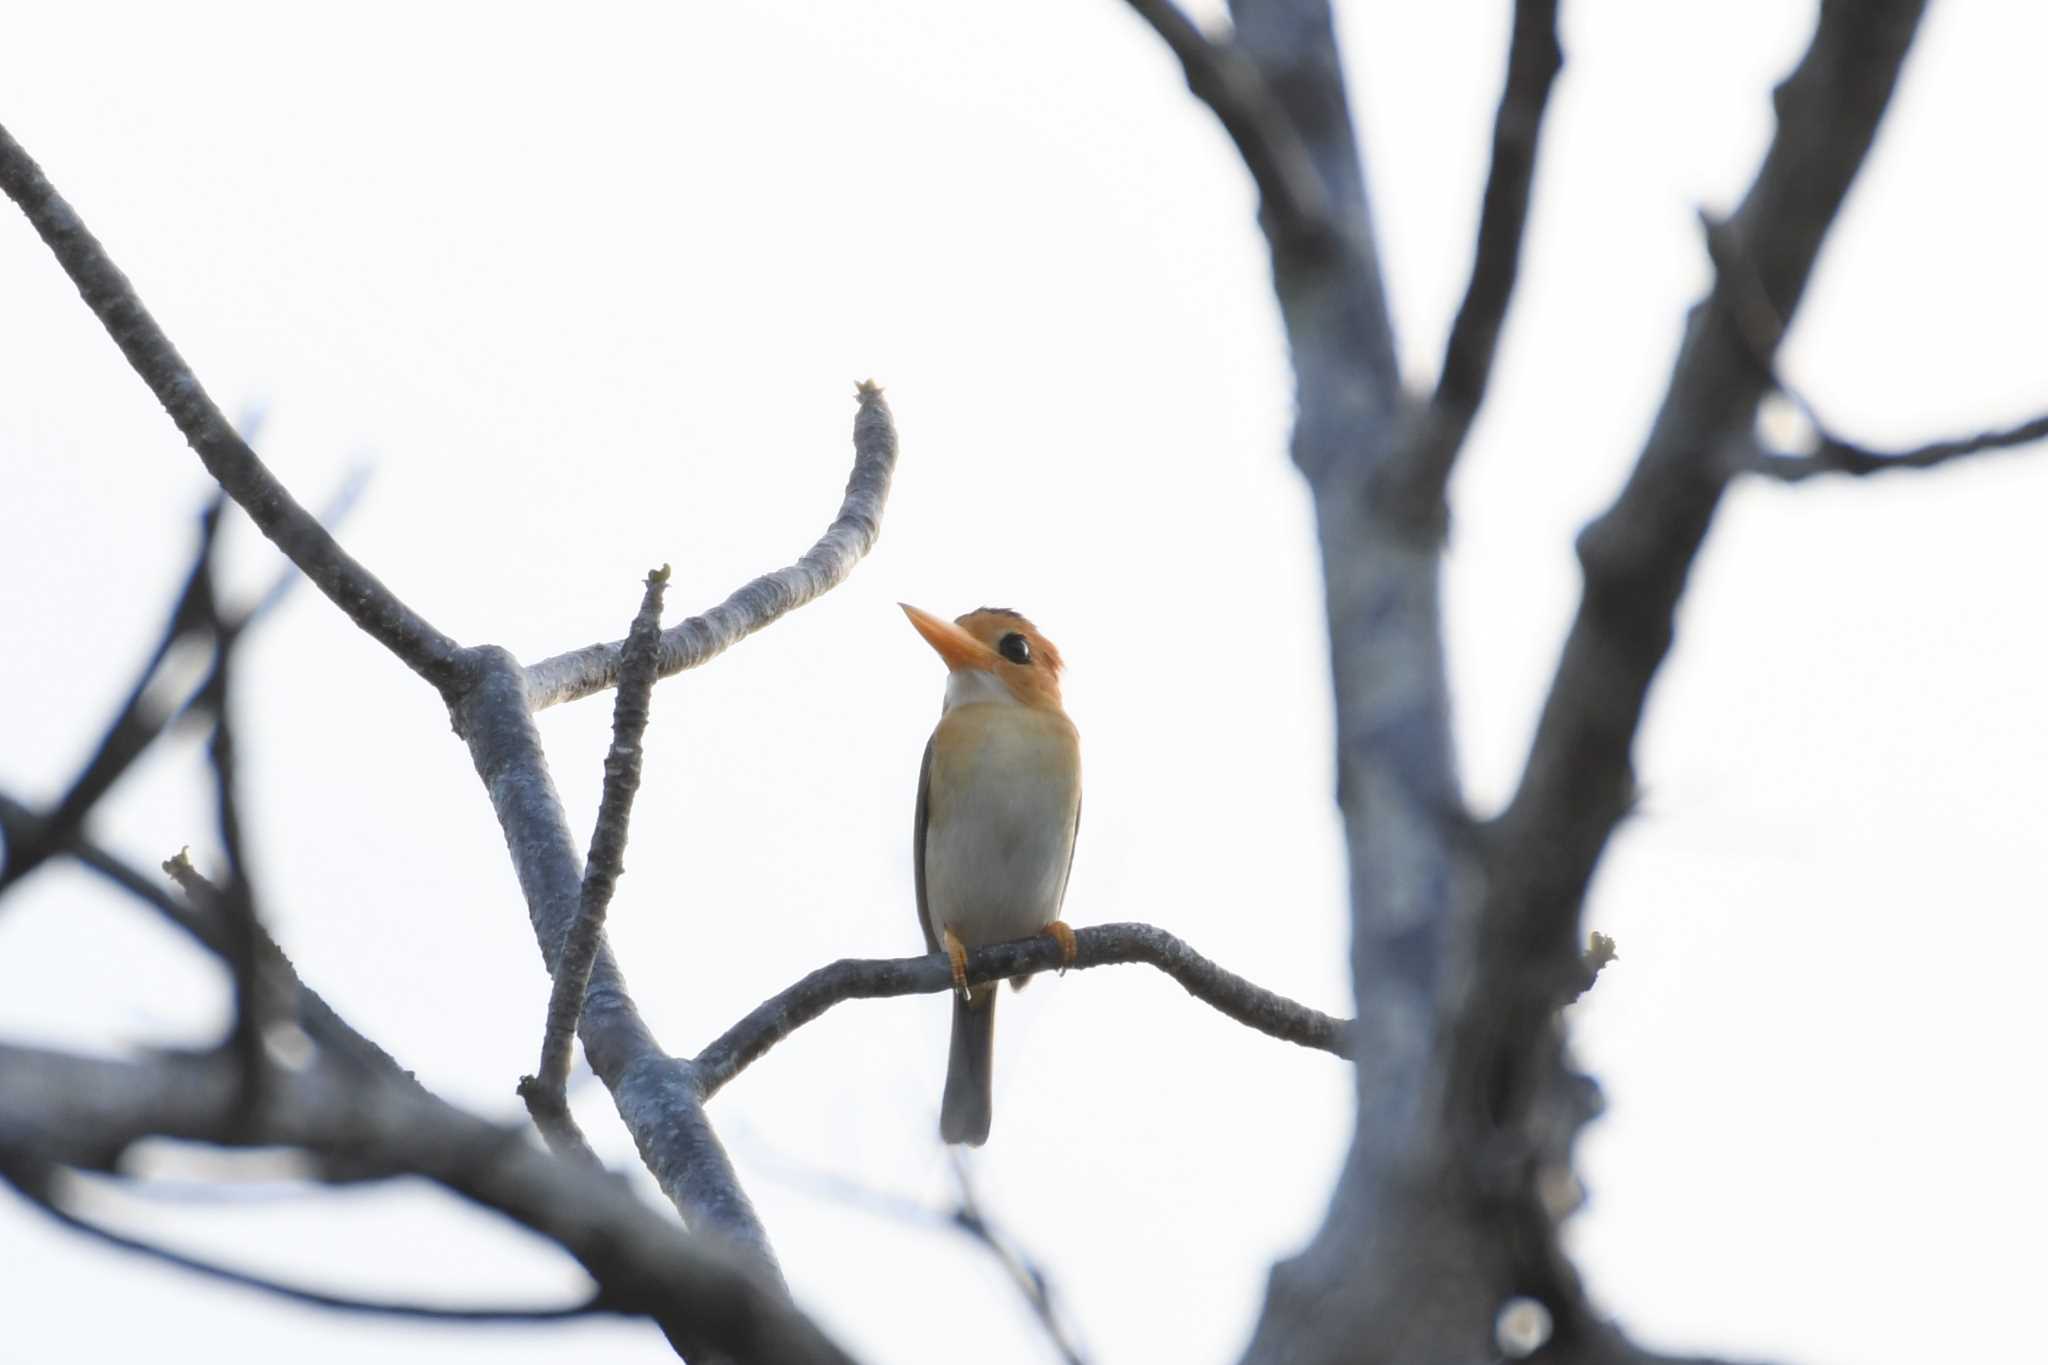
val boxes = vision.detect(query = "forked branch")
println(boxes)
[520,566,672,1161]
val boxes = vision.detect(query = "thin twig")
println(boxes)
[1700,208,2048,479]
[694,922,1352,1100]
[523,383,898,711]
[949,1153,1089,1365]
[1119,0,1333,252]
[0,122,467,691]
[520,566,672,1163]
[2,1160,610,1323]
[187,535,277,1118]
[735,1130,1087,1365]
[1397,0,1564,520]
[159,848,409,1081]
[0,500,224,898]
[1751,412,2048,480]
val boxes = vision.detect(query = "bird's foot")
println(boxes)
[1042,919,1077,976]
[943,927,971,1003]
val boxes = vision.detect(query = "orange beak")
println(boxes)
[900,603,1000,673]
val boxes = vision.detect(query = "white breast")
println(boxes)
[923,698,1080,949]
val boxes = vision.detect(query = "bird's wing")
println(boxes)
[914,732,939,955]
[1051,783,1081,918]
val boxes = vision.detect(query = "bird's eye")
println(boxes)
[998,632,1032,665]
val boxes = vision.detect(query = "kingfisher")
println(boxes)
[902,603,1081,1146]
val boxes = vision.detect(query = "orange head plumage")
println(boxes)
[899,604,1066,711]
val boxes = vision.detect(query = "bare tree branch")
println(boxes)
[180,536,282,1118]
[0,122,468,691]
[242,462,375,622]
[949,1154,1089,1365]
[522,383,899,711]
[521,565,671,1163]
[1694,221,2048,480]
[694,922,1351,1100]
[3,1161,609,1324]
[160,847,412,1082]
[4,113,900,1308]
[0,802,408,1087]
[1118,0,1334,252]
[1391,5,1931,1363]
[0,500,224,898]
[0,1044,856,1365]
[1750,410,2048,480]
[453,646,780,1277]
[464,385,901,1272]
[1489,0,1927,1037]
[1395,0,1564,520]
[740,1135,1090,1365]
[1144,7,1467,1364]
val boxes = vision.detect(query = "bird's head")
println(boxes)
[900,603,1066,711]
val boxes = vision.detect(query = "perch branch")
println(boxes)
[520,566,671,1163]
[522,383,899,711]
[0,122,467,691]
[694,922,1352,1100]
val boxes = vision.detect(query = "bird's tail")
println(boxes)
[941,987,996,1146]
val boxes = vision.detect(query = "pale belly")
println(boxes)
[924,706,1080,948]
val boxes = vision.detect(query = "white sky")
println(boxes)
[2,4,2043,1363]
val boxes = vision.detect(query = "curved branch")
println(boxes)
[694,922,1352,1100]
[0,122,467,692]
[4,1165,609,1324]
[523,382,900,711]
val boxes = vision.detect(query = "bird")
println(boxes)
[901,603,1081,1146]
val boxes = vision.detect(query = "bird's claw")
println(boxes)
[1042,920,1077,976]
[944,928,971,1003]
